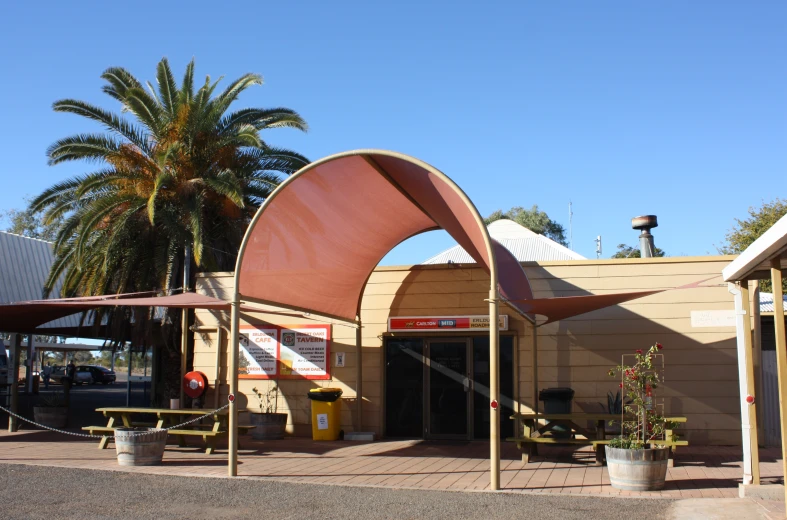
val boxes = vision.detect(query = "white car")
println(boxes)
[50,366,94,385]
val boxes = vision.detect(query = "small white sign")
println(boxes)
[317,413,329,430]
[691,310,736,328]
[335,352,345,368]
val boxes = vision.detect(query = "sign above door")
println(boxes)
[388,315,509,333]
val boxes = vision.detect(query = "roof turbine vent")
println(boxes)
[631,215,658,258]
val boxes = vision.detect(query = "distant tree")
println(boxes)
[3,197,62,241]
[611,243,666,259]
[485,205,568,246]
[719,198,787,292]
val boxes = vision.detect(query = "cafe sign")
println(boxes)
[238,324,331,380]
[388,315,508,332]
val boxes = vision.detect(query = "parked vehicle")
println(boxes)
[50,366,94,385]
[84,365,116,385]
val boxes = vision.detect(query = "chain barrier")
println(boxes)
[0,402,232,439]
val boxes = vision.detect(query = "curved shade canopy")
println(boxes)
[237,150,534,322]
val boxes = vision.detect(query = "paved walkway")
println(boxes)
[0,430,782,505]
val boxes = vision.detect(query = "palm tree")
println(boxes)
[32,58,308,298]
[31,58,308,398]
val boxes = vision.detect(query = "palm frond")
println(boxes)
[53,99,150,152]
[156,57,179,116]
[47,134,123,165]
[100,67,144,103]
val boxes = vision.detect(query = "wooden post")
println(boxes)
[356,316,363,432]
[750,281,764,447]
[740,283,760,484]
[8,334,20,432]
[228,294,240,477]
[769,259,787,504]
[489,287,500,491]
[531,324,538,416]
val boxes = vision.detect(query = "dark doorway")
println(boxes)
[384,338,424,437]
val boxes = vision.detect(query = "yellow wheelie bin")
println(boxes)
[307,388,343,440]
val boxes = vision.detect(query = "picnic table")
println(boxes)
[83,407,253,454]
[507,412,688,466]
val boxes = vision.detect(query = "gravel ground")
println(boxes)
[0,464,676,520]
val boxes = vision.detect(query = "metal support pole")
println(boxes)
[25,335,35,394]
[214,328,224,410]
[356,316,363,432]
[180,244,191,406]
[531,324,538,415]
[126,346,132,407]
[228,294,240,477]
[740,283,760,484]
[768,259,787,504]
[489,287,500,491]
[8,334,20,432]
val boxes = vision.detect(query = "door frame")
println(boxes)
[424,337,472,440]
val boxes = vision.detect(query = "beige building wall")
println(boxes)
[194,255,740,445]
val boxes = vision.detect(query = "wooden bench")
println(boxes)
[82,424,256,455]
[507,412,688,466]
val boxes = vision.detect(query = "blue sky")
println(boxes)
[0,1,784,263]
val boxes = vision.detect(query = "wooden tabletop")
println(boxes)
[511,412,687,423]
[96,407,226,415]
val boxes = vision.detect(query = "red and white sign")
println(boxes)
[239,324,331,380]
[388,315,508,332]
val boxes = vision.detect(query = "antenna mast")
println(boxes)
[595,235,602,259]
[568,201,574,250]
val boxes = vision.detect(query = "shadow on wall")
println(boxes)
[381,261,738,446]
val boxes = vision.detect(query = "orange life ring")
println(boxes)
[183,371,208,398]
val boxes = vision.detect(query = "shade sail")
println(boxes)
[512,277,717,325]
[0,292,231,333]
[237,150,534,322]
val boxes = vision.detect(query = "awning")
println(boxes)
[237,150,534,323]
[514,278,716,325]
[0,292,231,333]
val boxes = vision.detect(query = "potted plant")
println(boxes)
[33,390,68,429]
[605,342,677,491]
[249,383,288,440]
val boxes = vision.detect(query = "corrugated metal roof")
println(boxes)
[422,219,586,264]
[0,231,83,330]
[760,292,787,313]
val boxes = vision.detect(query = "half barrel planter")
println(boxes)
[249,413,288,440]
[605,446,669,491]
[114,427,168,466]
[33,406,68,429]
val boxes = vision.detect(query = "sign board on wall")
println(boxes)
[239,324,331,380]
[388,315,509,332]
[690,310,736,328]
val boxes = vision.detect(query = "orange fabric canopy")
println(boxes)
[0,292,230,333]
[237,151,534,322]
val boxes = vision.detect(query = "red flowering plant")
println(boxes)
[607,342,677,449]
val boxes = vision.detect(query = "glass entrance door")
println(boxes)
[426,339,471,439]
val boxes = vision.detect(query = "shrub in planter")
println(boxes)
[249,384,288,440]
[605,343,678,491]
[33,391,68,429]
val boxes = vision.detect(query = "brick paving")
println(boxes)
[0,429,782,501]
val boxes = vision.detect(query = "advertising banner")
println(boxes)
[387,315,509,332]
[239,324,331,380]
